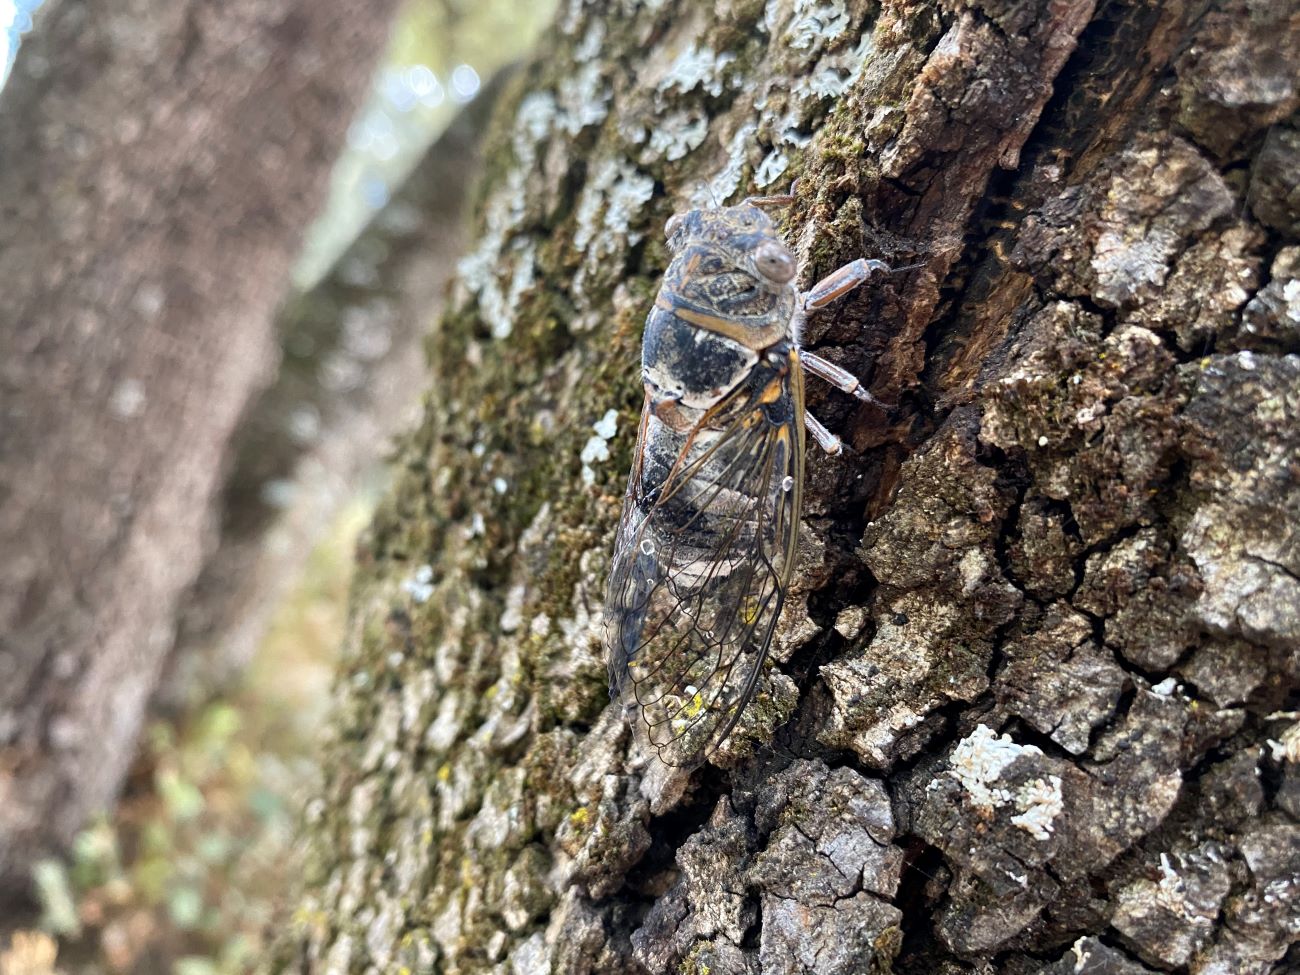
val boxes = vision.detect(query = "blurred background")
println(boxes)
[0,1,553,971]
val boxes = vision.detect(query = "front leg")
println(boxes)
[802,258,891,310]
[648,388,697,433]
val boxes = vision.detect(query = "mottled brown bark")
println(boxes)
[0,0,399,891]
[286,0,1299,972]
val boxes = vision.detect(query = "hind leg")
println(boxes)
[804,409,843,456]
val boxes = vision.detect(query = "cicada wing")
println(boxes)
[606,400,656,702]
[604,361,805,767]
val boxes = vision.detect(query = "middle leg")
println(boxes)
[800,351,887,408]
[797,257,893,408]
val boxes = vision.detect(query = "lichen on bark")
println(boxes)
[284,0,1300,973]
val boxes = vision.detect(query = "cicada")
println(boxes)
[604,193,891,768]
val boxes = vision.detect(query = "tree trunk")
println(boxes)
[153,68,513,716]
[0,0,398,892]
[284,0,1300,972]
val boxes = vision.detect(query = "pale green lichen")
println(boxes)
[658,43,738,97]
[572,156,657,297]
[579,409,619,486]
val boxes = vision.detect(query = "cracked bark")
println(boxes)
[283,0,1300,973]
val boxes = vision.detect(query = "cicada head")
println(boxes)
[664,204,798,298]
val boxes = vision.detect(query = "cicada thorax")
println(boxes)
[641,303,759,415]
[642,232,800,413]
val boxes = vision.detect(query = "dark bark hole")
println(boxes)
[892,835,951,972]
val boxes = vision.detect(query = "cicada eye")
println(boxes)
[754,240,796,285]
[665,213,685,239]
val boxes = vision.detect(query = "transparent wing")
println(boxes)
[604,362,805,767]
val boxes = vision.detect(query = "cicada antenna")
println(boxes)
[685,180,722,209]
[743,178,800,209]
[886,260,928,274]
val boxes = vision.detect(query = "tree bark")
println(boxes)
[0,0,398,891]
[285,0,1300,972]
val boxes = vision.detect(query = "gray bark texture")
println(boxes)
[0,0,398,892]
[283,0,1300,972]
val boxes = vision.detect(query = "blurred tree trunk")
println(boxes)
[284,0,1300,973]
[0,0,399,894]
[152,70,513,716]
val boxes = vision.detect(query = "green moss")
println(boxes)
[873,923,904,970]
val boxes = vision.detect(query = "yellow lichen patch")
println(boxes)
[681,690,706,718]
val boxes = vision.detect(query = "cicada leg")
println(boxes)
[742,190,795,208]
[796,257,895,451]
[742,178,799,209]
[803,409,842,455]
[803,258,890,308]
[800,350,888,409]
